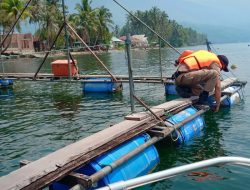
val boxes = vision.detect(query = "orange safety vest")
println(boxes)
[177,50,194,63]
[178,50,222,70]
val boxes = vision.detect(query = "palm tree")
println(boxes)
[95,6,113,44]
[70,0,99,45]
[32,0,63,50]
[0,0,30,52]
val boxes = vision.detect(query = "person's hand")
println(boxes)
[211,104,220,112]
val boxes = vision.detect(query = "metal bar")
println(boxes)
[62,0,72,80]
[66,23,118,82]
[158,38,163,81]
[112,0,181,55]
[33,24,65,79]
[0,34,3,76]
[89,136,160,185]
[125,34,135,113]
[0,0,32,51]
[96,157,250,190]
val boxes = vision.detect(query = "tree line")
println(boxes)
[0,0,206,52]
[120,7,206,47]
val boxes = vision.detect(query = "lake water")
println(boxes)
[0,43,250,189]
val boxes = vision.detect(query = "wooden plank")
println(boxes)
[125,108,164,121]
[0,118,156,190]
[221,77,237,89]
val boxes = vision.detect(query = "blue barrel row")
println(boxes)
[51,106,206,190]
[82,78,122,93]
[165,83,242,107]
[0,79,13,88]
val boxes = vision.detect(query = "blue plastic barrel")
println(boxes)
[208,86,242,107]
[167,107,205,144]
[164,82,177,95]
[0,79,13,88]
[51,134,159,190]
[165,83,177,95]
[82,78,122,93]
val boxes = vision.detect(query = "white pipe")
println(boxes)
[96,156,250,190]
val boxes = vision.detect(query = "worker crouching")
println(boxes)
[173,50,229,112]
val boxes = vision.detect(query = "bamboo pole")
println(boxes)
[33,24,65,79]
[66,23,118,82]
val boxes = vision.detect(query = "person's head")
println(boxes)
[217,55,229,72]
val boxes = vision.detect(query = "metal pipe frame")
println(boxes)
[96,156,250,190]
[125,33,135,113]
[70,107,206,190]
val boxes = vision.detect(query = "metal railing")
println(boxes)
[95,156,250,190]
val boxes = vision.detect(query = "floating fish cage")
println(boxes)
[51,134,159,190]
[82,78,122,93]
[167,107,205,144]
[0,79,13,88]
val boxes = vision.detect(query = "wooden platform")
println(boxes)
[0,78,241,190]
[0,73,170,84]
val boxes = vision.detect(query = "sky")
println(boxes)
[65,0,250,28]
[64,0,250,42]
[23,0,250,43]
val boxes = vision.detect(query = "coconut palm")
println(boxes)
[32,0,63,50]
[0,0,30,52]
[69,0,99,45]
[95,6,113,44]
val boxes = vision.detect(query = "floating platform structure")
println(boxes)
[0,73,169,83]
[0,77,245,190]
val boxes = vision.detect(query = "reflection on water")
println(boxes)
[0,88,14,98]
[1,43,250,189]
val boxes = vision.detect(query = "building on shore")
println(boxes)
[120,34,149,48]
[1,33,34,53]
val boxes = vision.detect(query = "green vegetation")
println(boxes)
[120,7,206,47]
[0,0,206,51]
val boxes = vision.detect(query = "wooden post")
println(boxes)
[62,0,72,80]
[125,33,135,113]
[158,38,163,81]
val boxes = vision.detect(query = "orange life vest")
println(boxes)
[178,50,222,70]
[177,50,194,63]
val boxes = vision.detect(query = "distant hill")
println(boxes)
[181,22,250,43]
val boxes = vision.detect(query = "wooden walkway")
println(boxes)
[0,73,171,84]
[0,78,241,190]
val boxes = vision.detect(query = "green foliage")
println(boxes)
[0,0,30,33]
[120,7,206,47]
[68,0,113,46]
